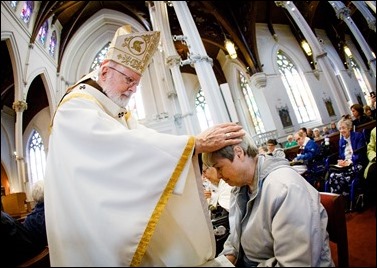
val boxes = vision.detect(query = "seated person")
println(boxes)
[350,103,373,127]
[201,133,333,266]
[364,127,376,205]
[291,130,320,176]
[1,210,44,266]
[258,145,268,155]
[266,139,285,158]
[202,164,232,216]
[322,126,330,135]
[327,117,366,197]
[363,105,375,120]
[293,130,320,163]
[313,128,323,141]
[328,122,338,134]
[284,134,298,148]
[22,180,47,248]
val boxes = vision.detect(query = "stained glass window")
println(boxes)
[346,55,370,101]
[28,130,46,184]
[195,88,213,131]
[90,42,110,72]
[239,71,265,133]
[20,1,33,24]
[277,50,316,124]
[38,20,49,46]
[49,30,57,57]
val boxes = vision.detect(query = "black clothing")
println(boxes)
[1,211,44,266]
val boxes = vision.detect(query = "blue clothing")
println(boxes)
[296,139,320,162]
[338,131,366,164]
[1,211,43,266]
[328,131,366,197]
[23,202,47,248]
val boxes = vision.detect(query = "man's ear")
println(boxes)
[233,145,244,159]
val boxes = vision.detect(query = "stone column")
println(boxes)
[352,1,376,32]
[151,1,201,134]
[171,1,231,124]
[329,1,376,77]
[12,100,28,186]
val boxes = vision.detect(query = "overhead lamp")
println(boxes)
[344,45,352,58]
[224,38,237,59]
[301,40,312,56]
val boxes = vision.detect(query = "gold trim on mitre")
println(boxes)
[105,27,160,75]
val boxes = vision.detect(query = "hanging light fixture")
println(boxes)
[224,38,237,59]
[300,40,312,56]
[219,22,237,59]
[344,45,352,58]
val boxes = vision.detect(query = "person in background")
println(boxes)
[313,127,323,141]
[350,103,373,127]
[307,128,314,140]
[364,104,376,120]
[364,126,376,206]
[299,127,314,140]
[266,138,285,158]
[284,134,298,148]
[258,145,268,155]
[369,91,376,112]
[328,122,338,134]
[292,130,321,180]
[202,133,334,267]
[22,180,47,249]
[294,130,320,163]
[44,26,244,267]
[322,126,330,136]
[327,117,366,197]
[1,210,44,266]
[202,164,232,214]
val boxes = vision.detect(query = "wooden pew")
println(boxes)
[1,192,29,218]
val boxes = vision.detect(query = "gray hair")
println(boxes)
[202,132,259,167]
[31,180,44,203]
[337,117,353,130]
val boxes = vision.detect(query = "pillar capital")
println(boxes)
[12,100,28,112]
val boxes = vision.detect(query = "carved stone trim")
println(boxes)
[250,72,267,89]
[12,100,28,112]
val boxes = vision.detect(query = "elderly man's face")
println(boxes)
[101,62,141,107]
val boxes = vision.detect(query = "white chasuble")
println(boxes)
[44,84,225,266]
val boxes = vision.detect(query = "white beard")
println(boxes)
[103,87,130,108]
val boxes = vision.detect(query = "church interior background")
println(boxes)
[1,1,376,199]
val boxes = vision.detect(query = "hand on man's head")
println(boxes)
[195,122,245,154]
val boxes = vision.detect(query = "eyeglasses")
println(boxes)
[108,66,139,87]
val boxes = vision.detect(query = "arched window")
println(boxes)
[90,42,145,119]
[38,20,49,46]
[49,30,57,57]
[27,130,46,184]
[90,42,110,72]
[346,56,370,101]
[239,71,265,134]
[20,1,33,24]
[195,88,213,131]
[277,50,316,124]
